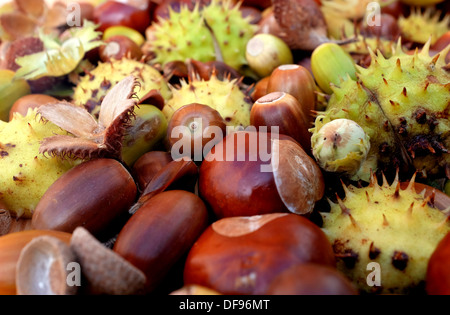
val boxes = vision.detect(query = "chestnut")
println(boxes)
[183,213,336,295]
[199,131,324,219]
[251,76,270,102]
[93,0,151,33]
[32,159,137,237]
[132,151,173,191]
[266,64,317,121]
[9,94,58,121]
[251,92,312,153]
[427,232,450,295]
[113,190,209,293]
[265,264,358,295]
[432,32,450,64]
[99,35,143,62]
[167,103,227,162]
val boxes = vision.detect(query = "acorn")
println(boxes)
[311,43,357,94]
[245,34,293,78]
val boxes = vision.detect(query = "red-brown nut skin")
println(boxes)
[94,1,151,33]
[183,213,336,295]
[113,190,209,293]
[99,35,143,62]
[199,132,290,219]
[9,94,58,121]
[426,232,450,295]
[251,76,270,102]
[132,151,173,191]
[266,264,358,295]
[266,65,316,122]
[251,92,312,153]
[0,230,71,295]
[32,159,137,236]
[432,31,450,64]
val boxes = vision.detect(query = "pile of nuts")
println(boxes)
[0,0,449,296]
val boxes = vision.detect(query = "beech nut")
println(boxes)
[183,213,336,295]
[32,159,137,237]
[132,151,173,191]
[0,230,71,295]
[114,190,209,293]
[199,131,324,219]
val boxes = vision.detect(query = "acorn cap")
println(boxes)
[70,227,146,295]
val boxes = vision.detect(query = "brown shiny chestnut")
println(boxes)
[426,231,450,295]
[132,151,173,191]
[167,103,227,162]
[251,92,312,153]
[199,131,324,219]
[114,190,209,293]
[99,35,143,62]
[9,94,58,121]
[32,159,137,237]
[183,213,336,295]
[266,64,317,121]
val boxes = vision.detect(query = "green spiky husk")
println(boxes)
[0,109,79,218]
[149,0,256,70]
[321,175,450,294]
[314,41,450,181]
[398,8,450,45]
[72,59,172,114]
[163,74,251,127]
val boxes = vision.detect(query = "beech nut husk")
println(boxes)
[32,159,137,237]
[132,151,173,192]
[251,92,312,153]
[114,190,209,293]
[199,131,324,219]
[183,213,336,295]
[0,230,71,295]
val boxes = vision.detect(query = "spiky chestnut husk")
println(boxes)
[0,109,79,218]
[315,40,450,181]
[321,0,383,20]
[398,7,449,45]
[72,58,172,114]
[321,173,450,294]
[341,36,395,59]
[163,74,251,127]
[148,0,256,70]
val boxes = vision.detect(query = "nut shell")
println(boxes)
[184,213,335,295]
[32,159,137,236]
[0,230,71,295]
[114,190,209,293]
